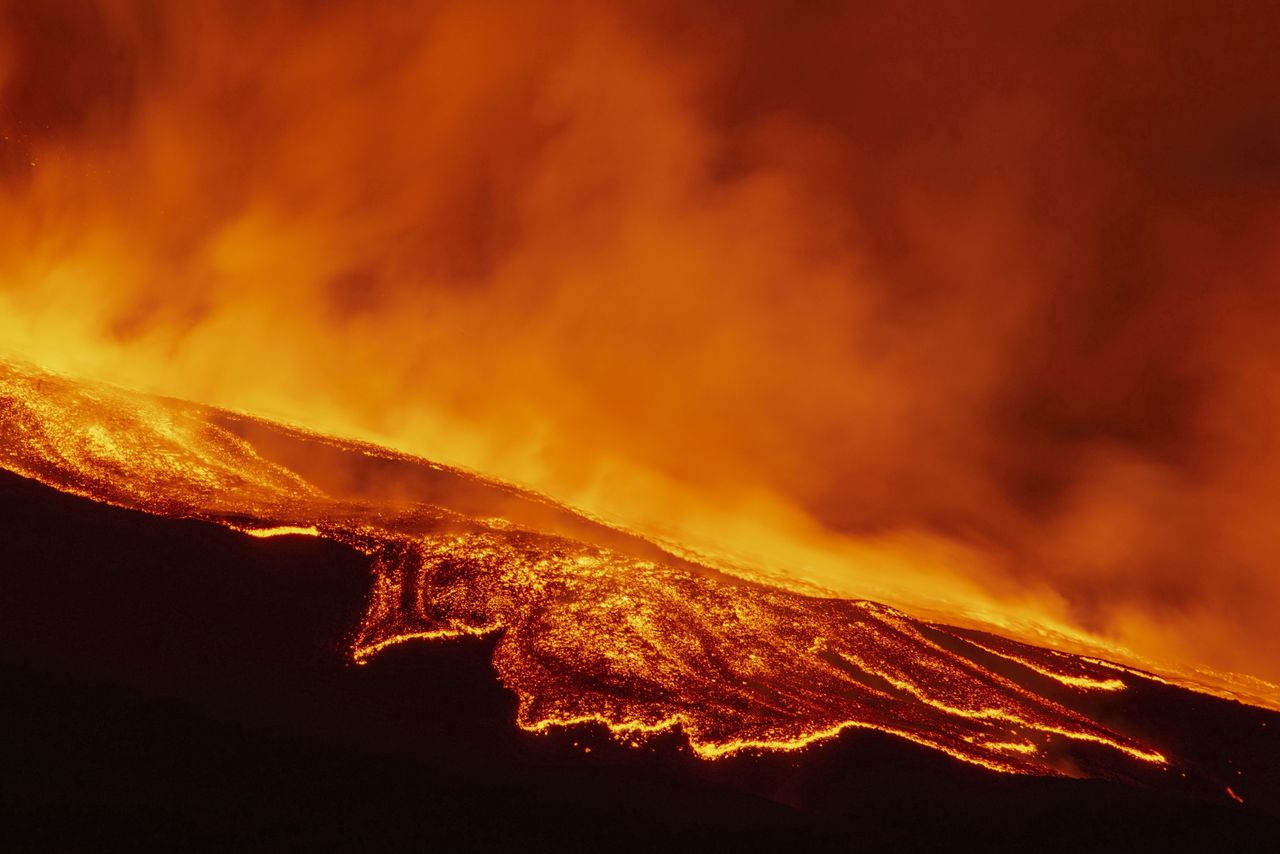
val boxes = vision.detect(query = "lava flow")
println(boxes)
[0,358,1260,779]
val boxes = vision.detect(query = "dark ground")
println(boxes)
[1,469,1278,852]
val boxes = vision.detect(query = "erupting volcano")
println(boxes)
[5,0,1280,848]
[0,359,1262,786]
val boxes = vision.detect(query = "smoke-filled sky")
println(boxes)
[3,0,1280,687]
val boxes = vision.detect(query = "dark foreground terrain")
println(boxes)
[2,469,1278,852]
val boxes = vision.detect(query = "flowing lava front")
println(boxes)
[3,358,1237,779]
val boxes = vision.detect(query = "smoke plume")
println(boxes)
[3,0,1280,686]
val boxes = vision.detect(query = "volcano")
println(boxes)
[2,358,1278,850]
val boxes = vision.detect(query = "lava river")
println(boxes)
[0,359,1254,780]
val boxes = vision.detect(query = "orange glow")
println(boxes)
[3,0,1280,771]
[950,633,1128,692]
[0,360,1199,777]
[236,524,322,539]
[978,740,1040,756]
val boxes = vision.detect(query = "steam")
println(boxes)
[3,0,1280,684]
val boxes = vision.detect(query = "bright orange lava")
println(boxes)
[235,524,323,539]
[0,359,1239,776]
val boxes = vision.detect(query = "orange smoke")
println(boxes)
[3,1,1280,690]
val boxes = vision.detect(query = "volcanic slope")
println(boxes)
[1,358,1274,798]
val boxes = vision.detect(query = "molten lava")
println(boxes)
[6,0,1280,712]
[8,358,1272,781]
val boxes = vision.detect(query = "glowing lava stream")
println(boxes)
[235,524,323,538]
[0,359,1256,777]
[942,632,1128,692]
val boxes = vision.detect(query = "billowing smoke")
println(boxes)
[3,0,1280,687]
